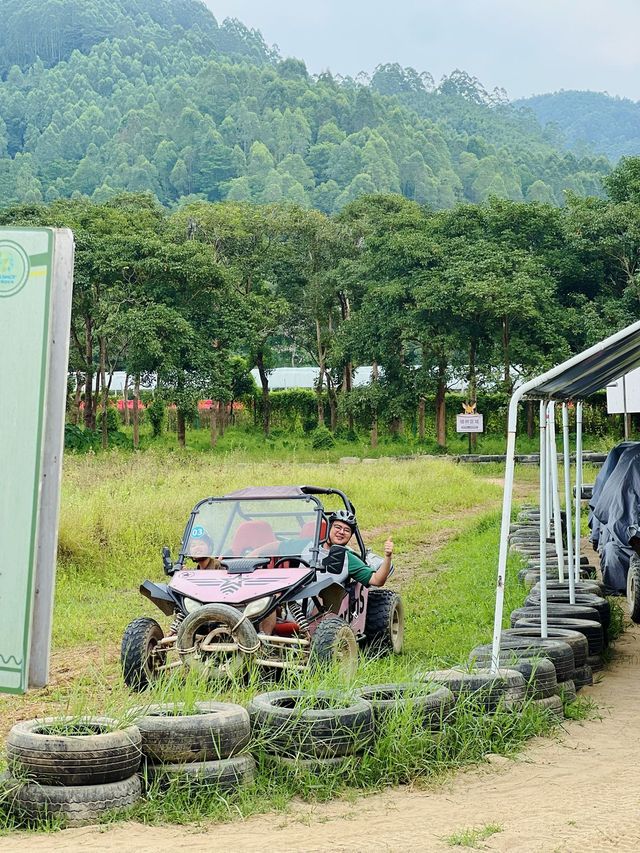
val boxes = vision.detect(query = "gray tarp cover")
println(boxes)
[588,442,640,546]
[591,443,640,592]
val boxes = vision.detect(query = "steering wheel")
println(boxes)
[273,557,311,569]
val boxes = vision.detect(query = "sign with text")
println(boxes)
[456,413,484,433]
[0,228,74,693]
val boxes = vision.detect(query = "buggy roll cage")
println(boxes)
[177,485,366,568]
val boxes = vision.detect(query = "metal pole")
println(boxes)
[546,420,553,539]
[490,394,520,672]
[562,404,576,605]
[539,400,548,638]
[623,374,630,440]
[574,401,583,583]
[548,402,565,581]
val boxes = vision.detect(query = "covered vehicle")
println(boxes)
[121,485,403,689]
[589,443,640,593]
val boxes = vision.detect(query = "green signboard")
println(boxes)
[0,228,73,693]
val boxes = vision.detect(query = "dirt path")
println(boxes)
[2,619,639,853]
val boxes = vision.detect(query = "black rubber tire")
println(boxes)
[6,717,141,787]
[572,664,594,688]
[531,695,564,720]
[310,617,358,678]
[586,654,604,671]
[530,580,603,596]
[496,657,557,699]
[355,683,455,731]
[514,617,604,656]
[555,680,577,703]
[270,754,358,774]
[175,602,259,679]
[1,772,141,827]
[417,668,526,712]
[627,554,640,623]
[134,701,250,763]
[469,638,575,682]
[145,754,255,791]
[525,592,610,632]
[502,628,588,668]
[364,589,404,654]
[121,617,165,691]
[510,603,603,630]
[247,690,373,759]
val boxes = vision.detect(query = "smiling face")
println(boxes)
[189,538,212,560]
[328,521,354,547]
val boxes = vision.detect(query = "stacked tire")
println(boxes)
[355,682,455,733]
[248,690,374,774]
[134,702,254,792]
[3,717,142,826]
[417,668,527,713]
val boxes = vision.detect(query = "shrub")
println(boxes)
[147,397,166,437]
[311,425,335,449]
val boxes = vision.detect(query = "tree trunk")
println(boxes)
[315,318,325,427]
[256,351,270,435]
[73,371,83,425]
[418,397,426,441]
[436,356,447,448]
[84,317,94,430]
[123,373,130,427]
[210,401,218,447]
[370,361,379,448]
[93,368,100,427]
[468,338,477,451]
[218,400,226,438]
[328,384,338,432]
[343,363,354,433]
[99,335,108,450]
[526,400,535,439]
[502,315,511,394]
[177,409,186,448]
[133,375,140,449]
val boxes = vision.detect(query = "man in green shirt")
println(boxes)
[323,510,394,587]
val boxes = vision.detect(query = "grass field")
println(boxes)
[0,453,583,832]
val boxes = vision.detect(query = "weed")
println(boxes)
[445,823,503,847]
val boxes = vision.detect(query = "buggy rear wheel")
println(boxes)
[627,555,640,623]
[310,617,358,679]
[121,617,165,691]
[364,589,404,654]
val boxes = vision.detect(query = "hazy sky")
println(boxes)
[205,0,640,101]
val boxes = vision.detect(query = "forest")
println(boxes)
[3,154,640,450]
[0,0,612,212]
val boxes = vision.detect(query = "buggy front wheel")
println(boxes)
[121,617,165,691]
[627,555,640,623]
[310,617,358,679]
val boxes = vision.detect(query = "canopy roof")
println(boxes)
[520,319,640,401]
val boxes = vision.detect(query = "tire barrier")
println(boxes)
[134,702,253,793]
[513,617,605,657]
[355,683,455,731]
[417,668,527,712]
[247,690,374,759]
[2,717,143,827]
[502,628,588,668]
[469,638,575,683]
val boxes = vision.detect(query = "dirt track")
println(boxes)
[2,618,639,853]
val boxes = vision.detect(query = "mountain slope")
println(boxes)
[515,90,640,161]
[0,1,611,210]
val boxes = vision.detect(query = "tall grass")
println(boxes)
[0,453,568,833]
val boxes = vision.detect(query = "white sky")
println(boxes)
[205,0,640,101]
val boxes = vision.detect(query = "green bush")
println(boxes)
[311,425,336,449]
[99,405,120,434]
[147,397,166,437]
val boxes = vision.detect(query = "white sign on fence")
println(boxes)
[0,228,74,693]
[456,413,484,433]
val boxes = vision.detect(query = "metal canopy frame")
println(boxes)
[490,318,640,670]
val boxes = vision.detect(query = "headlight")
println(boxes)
[244,596,274,620]
[183,597,203,614]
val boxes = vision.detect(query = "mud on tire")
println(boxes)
[364,589,404,654]
[309,617,358,678]
[627,554,640,623]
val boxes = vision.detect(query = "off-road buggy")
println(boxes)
[121,486,403,689]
